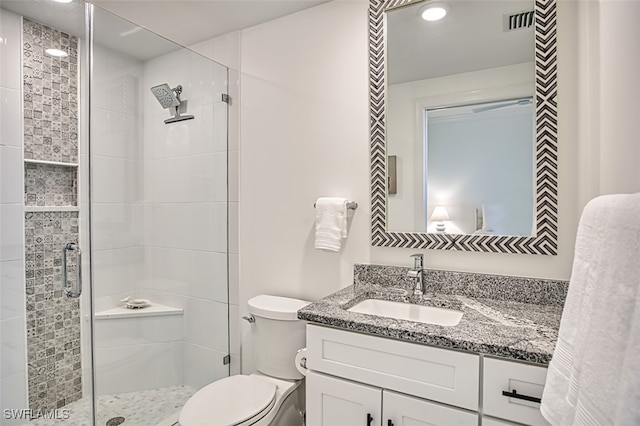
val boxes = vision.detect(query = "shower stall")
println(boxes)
[0,1,231,424]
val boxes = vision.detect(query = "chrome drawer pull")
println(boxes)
[501,389,541,404]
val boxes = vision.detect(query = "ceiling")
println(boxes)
[1,0,330,61]
[2,0,534,81]
[90,0,331,47]
[386,0,535,84]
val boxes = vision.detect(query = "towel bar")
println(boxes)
[314,201,358,210]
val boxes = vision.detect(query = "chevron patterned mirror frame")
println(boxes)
[368,0,558,255]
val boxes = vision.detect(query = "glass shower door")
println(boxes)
[0,0,94,424]
[0,1,230,424]
[89,5,230,425]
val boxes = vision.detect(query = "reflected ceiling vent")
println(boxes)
[503,10,534,31]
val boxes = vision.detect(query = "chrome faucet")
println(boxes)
[407,253,424,298]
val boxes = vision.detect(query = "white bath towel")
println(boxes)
[541,193,640,425]
[314,197,348,252]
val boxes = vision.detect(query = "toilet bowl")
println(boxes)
[179,373,303,426]
[179,295,310,426]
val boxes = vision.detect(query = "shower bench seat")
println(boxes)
[95,302,183,320]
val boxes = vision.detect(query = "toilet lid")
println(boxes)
[180,375,277,426]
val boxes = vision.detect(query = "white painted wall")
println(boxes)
[237,0,371,372]
[230,1,581,326]
[0,9,28,422]
[230,0,595,373]
[238,0,370,298]
[233,1,588,325]
[590,0,640,195]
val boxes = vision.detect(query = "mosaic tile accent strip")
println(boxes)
[368,0,558,254]
[23,18,79,163]
[24,211,82,411]
[25,163,78,207]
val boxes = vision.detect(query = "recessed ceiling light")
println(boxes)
[45,48,68,57]
[53,0,73,3]
[418,2,450,21]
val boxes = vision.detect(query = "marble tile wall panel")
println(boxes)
[22,19,79,163]
[22,18,82,412]
[24,211,82,411]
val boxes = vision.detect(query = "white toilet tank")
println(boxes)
[248,295,310,380]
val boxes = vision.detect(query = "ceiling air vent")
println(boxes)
[504,11,534,31]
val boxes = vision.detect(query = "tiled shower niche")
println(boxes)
[25,164,78,207]
[22,18,82,411]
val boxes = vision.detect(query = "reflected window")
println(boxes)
[424,98,534,235]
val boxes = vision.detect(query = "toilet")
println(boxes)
[179,295,311,426]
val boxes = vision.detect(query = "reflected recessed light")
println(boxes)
[418,2,450,21]
[45,48,68,57]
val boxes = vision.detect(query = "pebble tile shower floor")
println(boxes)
[30,385,195,426]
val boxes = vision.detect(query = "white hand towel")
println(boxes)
[540,193,640,425]
[315,197,348,252]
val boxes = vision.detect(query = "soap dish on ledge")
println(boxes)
[121,297,151,310]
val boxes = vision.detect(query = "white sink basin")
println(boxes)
[347,298,463,326]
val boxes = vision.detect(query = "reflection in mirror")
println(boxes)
[424,98,534,235]
[385,0,535,236]
[368,0,558,254]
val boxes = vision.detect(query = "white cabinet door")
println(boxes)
[383,390,478,426]
[306,371,382,426]
[483,357,550,426]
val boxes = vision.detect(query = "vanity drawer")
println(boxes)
[306,324,479,411]
[482,357,550,426]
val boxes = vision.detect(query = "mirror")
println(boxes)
[369,0,558,254]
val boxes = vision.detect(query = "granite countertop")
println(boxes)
[298,266,566,365]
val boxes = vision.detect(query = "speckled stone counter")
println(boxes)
[298,264,568,365]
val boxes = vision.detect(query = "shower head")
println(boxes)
[150,83,195,124]
[150,83,181,109]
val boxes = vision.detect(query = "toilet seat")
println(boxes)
[179,375,277,426]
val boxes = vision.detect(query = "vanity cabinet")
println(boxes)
[305,324,479,425]
[305,324,550,426]
[483,357,551,426]
[306,371,477,426]
[383,389,477,426]
[306,371,380,426]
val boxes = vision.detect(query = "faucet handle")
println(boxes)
[410,253,423,269]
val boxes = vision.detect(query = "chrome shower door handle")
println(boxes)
[62,243,82,298]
